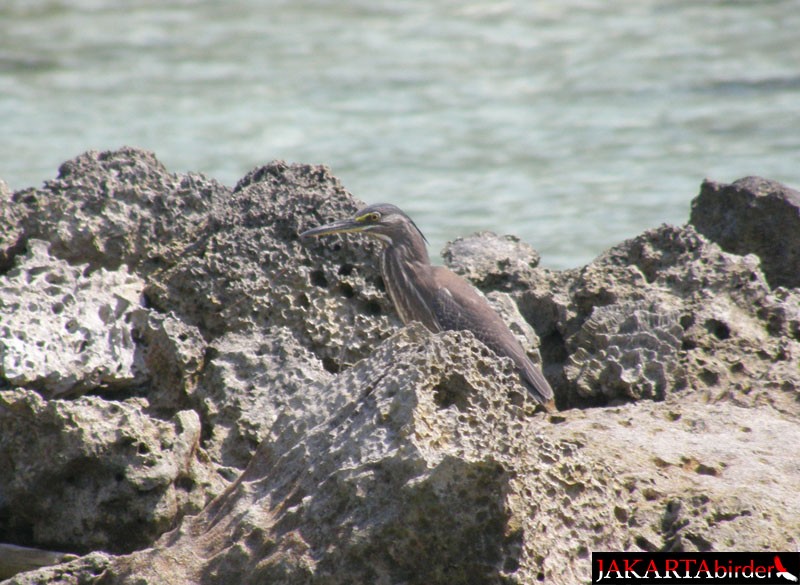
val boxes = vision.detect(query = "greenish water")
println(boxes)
[1,0,799,268]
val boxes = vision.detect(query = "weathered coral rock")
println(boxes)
[0,389,223,554]
[146,160,400,371]
[81,326,629,585]
[690,176,800,289]
[445,224,800,412]
[7,147,229,272]
[1,552,111,585]
[442,231,541,289]
[0,150,798,584]
[129,310,207,414]
[195,327,333,470]
[564,299,686,403]
[0,179,24,272]
[36,327,800,585]
[0,240,145,397]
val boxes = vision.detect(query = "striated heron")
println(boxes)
[300,203,554,408]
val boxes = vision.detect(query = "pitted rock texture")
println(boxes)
[89,326,630,585]
[0,179,23,272]
[0,150,798,584]
[564,299,686,403]
[7,147,229,272]
[0,389,223,554]
[129,310,207,414]
[442,231,541,289]
[146,160,400,371]
[444,225,800,412]
[195,327,333,470]
[0,240,145,397]
[690,176,800,289]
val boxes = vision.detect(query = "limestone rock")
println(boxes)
[0,240,145,397]
[690,176,800,289]
[90,326,631,585]
[130,310,207,413]
[544,399,800,558]
[0,552,111,585]
[61,326,800,585]
[195,327,333,470]
[442,231,541,289]
[445,224,800,411]
[0,179,24,272]
[146,160,399,371]
[8,147,229,272]
[0,389,223,554]
[564,299,686,404]
[1,154,798,584]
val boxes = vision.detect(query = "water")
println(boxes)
[1,0,799,268]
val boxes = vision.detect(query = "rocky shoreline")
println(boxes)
[1,148,798,584]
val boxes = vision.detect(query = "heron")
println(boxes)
[300,203,555,408]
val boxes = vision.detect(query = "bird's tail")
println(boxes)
[520,360,555,406]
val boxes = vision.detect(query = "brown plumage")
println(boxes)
[300,203,554,407]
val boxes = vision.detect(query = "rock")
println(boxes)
[0,178,24,272]
[130,310,207,414]
[564,298,686,404]
[1,552,112,585]
[88,326,630,585]
[544,399,800,557]
[0,153,798,583]
[442,231,541,289]
[0,389,224,554]
[60,326,800,585]
[690,176,800,289]
[146,160,399,372]
[8,147,229,272]
[445,225,800,411]
[0,240,145,397]
[195,327,333,470]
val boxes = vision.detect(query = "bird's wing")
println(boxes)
[429,267,554,404]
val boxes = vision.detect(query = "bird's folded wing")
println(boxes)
[430,270,553,403]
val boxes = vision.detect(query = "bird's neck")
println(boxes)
[379,238,432,326]
[381,237,430,268]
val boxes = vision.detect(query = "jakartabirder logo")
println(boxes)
[592,551,799,584]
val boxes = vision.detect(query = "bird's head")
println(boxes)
[300,203,428,248]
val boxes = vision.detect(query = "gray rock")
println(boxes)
[130,310,207,413]
[1,552,111,585]
[690,176,800,289]
[8,147,229,272]
[442,231,541,289]
[1,153,798,583]
[0,240,145,397]
[564,298,686,403]
[0,390,224,554]
[146,160,399,371]
[445,224,800,410]
[91,326,630,585]
[65,326,800,585]
[0,179,24,272]
[195,327,333,470]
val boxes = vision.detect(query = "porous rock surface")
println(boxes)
[690,176,800,289]
[0,389,221,554]
[0,240,144,397]
[0,148,798,584]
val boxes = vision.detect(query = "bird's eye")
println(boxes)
[356,210,382,223]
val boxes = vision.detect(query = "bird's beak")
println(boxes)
[300,218,369,239]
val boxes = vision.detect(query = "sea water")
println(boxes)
[1,0,798,268]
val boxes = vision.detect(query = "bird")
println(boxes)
[300,203,555,408]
